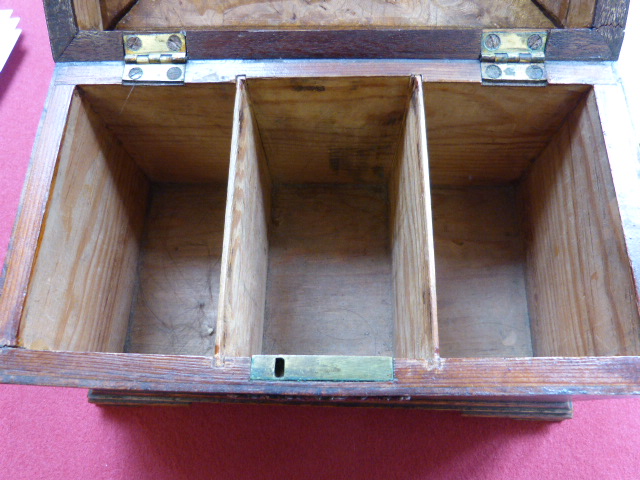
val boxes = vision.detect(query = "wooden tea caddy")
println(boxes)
[0,0,639,420]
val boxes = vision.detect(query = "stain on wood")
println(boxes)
[248,77,410,184]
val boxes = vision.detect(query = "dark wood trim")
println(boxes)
[55,28,618,63]
[43,0,78,61]
[186,29,479,60]
[592,0,629,59]
[87,389,573,420]
[58,30,124,62]
[2,348,640,397]
[546,28,614,60]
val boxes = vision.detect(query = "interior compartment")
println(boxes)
[16,76,640,361]
[71,0,596,32]
[215,76,437,360]
[425,83,640,358]
[18,84,236,355]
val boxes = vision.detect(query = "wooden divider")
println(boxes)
[215,77,271,363]
[390,76,438,361]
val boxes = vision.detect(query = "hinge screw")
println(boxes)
[526,65,544,80]
[128,67,143,80]
[484,34,501,50]
[485,64,502,79]
[126,36,142,51]
[167,34,183,51]
[527,34,543,50]
[167,67,182,80]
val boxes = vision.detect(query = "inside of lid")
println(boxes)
[73,0,597,32]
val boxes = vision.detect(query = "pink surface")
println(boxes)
[1,2,640,478]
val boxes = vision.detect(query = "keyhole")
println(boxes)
[274,357,285,378]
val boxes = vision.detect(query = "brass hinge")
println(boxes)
[122,33,187,84]
[480,30,548,86]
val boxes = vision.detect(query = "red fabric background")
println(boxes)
[1,2,639,478]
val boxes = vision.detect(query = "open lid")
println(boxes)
[46,0,628,62]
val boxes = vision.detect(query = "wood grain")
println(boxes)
[73,0,103,30]
[522,90,640,356]
[53,29,619,63]
[535,0,596,27]
[19,91,149,352]
[125,184,226,356]
[0,84,76,347]
[99,0,137,29]
[185,29,480,61]
[254,77,421,357]
[216,78,271,361]
[263,185,394,356]
[79,84,236,184]
[57,30,124,62]
[43,0,78,60]
[248,77,411,184]
[71,0,135,30]
[41,0,625,61]
[52,59,619,88]
[433,186,533,358]
[116,0,553,30]
[2,348,640,397]
[545,28,616,60]
[88,388,574,419]
[594,84,640,333]
[593,0,630,59]
[424,83,589,186]
[390,76,437,361]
